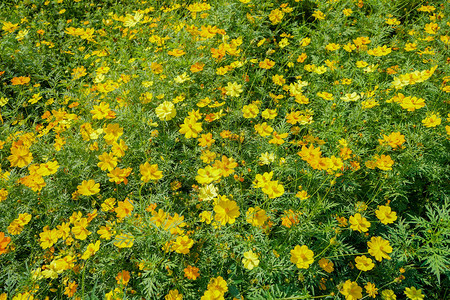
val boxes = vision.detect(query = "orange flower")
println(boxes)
[116,270,130,285]
[184,265,200,280]
[115,198,134,219]
[0,232,11,255]
[259,58,275,69]
[190,62,205,73]
[11,76,30,85]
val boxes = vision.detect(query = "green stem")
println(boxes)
[81,262,86,299]
[355,270,362,282]
[314,242,332,259]
[325,252,369,260]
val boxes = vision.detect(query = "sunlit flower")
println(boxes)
[355,255,375,271]
[81,240,100,260]
[77,179,100,196]
[224,81,243,97]
[375,206,397,224]
[368,236,393,261]
[290,245,314,269]
[242,250,260,270]
[340,280,363,300]
[11,76,30,85]
[349,213,371,232]
[214,197,240,225]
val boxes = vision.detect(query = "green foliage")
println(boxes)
[0,0,449,299]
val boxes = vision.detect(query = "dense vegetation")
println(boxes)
[0,0,449,299]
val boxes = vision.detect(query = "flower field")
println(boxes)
[1,0,449,299]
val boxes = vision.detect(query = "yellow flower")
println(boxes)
[378,132,405,149]
[103,123,123,145]
[376,155,394,171]
[151,62,163,74]
[269,9,284,25]
[97,223,114,240]
[365,282,378,298]
[312,10,325,20]
[165,289,183,300]
[77,179,100,196]
[28,93,42,104]
[297,53,307,62]
[37,160,59,176]
[367,45,392,56]
[224,81,243,97]
[179,116,203,138]
[317,91,334,100]
[198,133,215,147]
[355,255,375,271]
[90,102,111,120]
[71,218,91,240]
[259,58,275,69]
[261,108,277,119]
[325,43,340,51]
[242,103,259,118]
[172,235,194,254]
[213,197,240,225]
[254,122,274,137]
[400,96,425,111]
[375,206,397,224]
[39,227,59,249]
[196,165,221,184]
[2,21,19,33]
[168,48,186,57]
[199,211,213,224]
[190,62,205,73]
[155,101,176,121]
[261,180,284,198]
[422,113,441,127]
[242,250,260,270]
[349,213,371,233]
[0,189,7,202]
[115,198,134,219]
[12,293,34,300]
[341,92,361,102]
[206,276,228,295]
[404,287,424,300]
[290,245,314,269]
[340,280,363,300]
[8,145,33,168]
[381,289,396,300]
[246,206,268,227]
[140,162,163,182]
[97,152,118,171]
[368,236,393,261]
[71,66,87,79]
[213,155,238,177]
[81,240,100,260]
[424,22,439,35]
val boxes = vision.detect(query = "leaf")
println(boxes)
[113,233,134,248]
[423,252,449,285]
